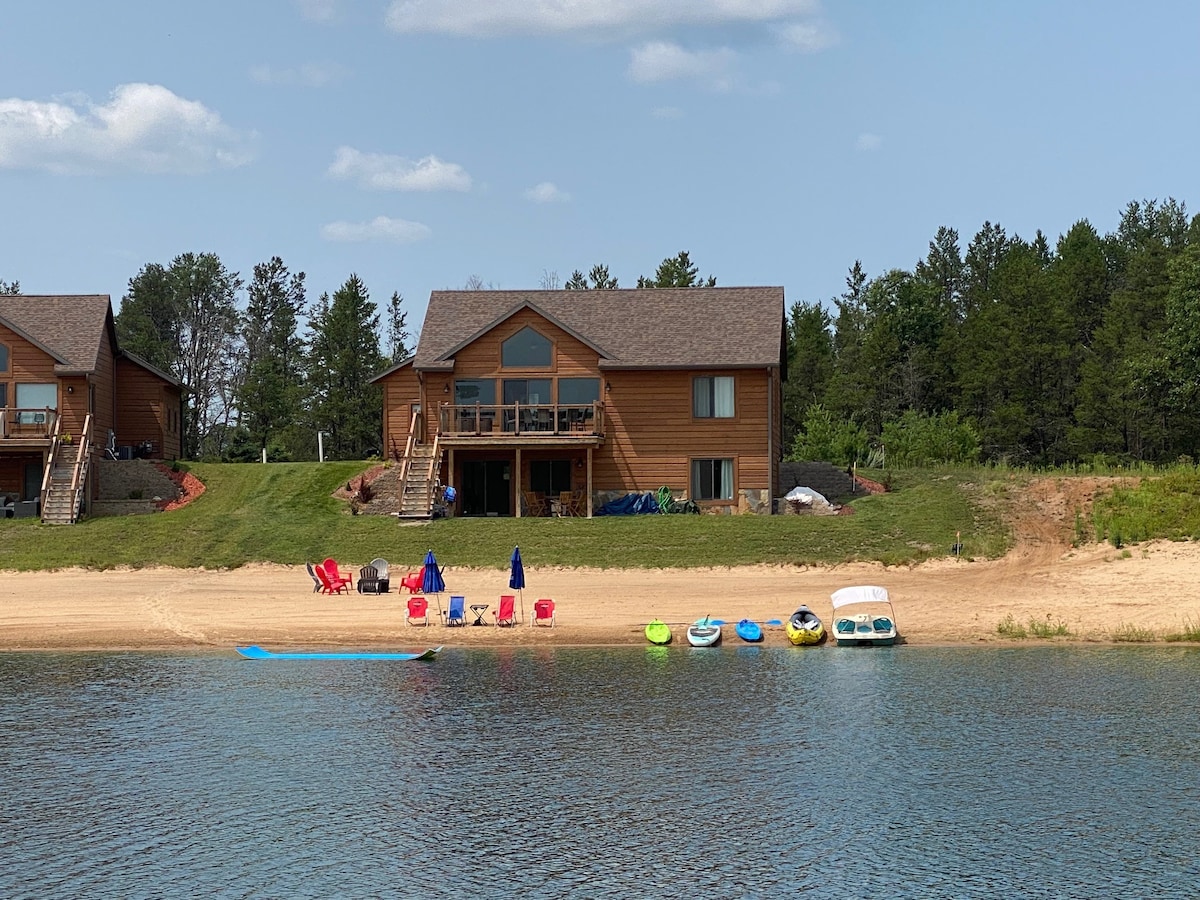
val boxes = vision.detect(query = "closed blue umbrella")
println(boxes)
[509,546,525,622]
[422,549,445,616]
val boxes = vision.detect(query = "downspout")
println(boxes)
[767,366,775,515]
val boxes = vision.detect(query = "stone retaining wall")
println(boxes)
[93,459,181,517]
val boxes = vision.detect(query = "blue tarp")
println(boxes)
[595,492,660,516]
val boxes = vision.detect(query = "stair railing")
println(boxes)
[395,407,420,507]
[39,414,64,511]
[66,414,94,523]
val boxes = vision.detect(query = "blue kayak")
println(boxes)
[237,645,441,660]
[735,619,763,642]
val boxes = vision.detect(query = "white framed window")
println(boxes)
[692,458,734,501]
[693,375,734,418]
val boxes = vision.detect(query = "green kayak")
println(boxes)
[645,619,672,645]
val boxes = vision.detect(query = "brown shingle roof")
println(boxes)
[0,294,112,373]
[413,287,784,370]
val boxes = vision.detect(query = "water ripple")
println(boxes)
[1,647,1199,898]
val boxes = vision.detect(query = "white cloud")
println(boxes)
[328,146,471,192]
[524,182,570,203]
[629,41,736,84]
[320,216,431,243]
[250,62,347,87]
[856,133,881,151]
[385,0,818,37]
[776,21,837,52]
[0,83,254,175]
[296,0,339,22]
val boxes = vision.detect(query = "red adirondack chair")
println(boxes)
[316,561,350,595]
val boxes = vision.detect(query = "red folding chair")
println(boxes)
[532,598,555,627]
[406,596,429,626]
[494,594,518,627]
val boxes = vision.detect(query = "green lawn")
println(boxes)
[0,463,1012,571]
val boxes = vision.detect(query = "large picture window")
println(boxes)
[557,378,600,405]
[693,376,734,418]
[454,379,496,405]
[503,379,552,405]
[692,458,734,501]
[16,382,56,424]
[501,327,552,368]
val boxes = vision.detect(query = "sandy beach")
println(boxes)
[2,534,1198,650]
[1,476,1195,651]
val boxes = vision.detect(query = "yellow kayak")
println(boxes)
[786,605,825,645]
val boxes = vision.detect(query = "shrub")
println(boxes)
[879,410,981,466]
[788,404,868,465]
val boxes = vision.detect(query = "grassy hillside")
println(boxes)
[0,463,1012,571]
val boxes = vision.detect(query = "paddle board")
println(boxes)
[645,620,672,645]
[236,645,442,660]
[735,619,763,642]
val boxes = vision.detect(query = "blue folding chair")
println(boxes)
[444,595,466,627]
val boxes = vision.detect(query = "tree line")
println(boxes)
[115,254,410,461]
[785,198,1200,467]
[10,211,1200,470]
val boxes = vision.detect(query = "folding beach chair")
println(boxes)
[406,596,429,626]
[444,595,466,627]
[494,594,518,627]
[531,598,555,627]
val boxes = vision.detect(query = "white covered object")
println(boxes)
[785,486,831,507]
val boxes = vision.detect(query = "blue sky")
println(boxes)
[3,1,1198,334]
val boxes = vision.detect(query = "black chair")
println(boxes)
[357,565,383,594]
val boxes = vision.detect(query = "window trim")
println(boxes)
[690,457,735,502]
[692,375,736,420]
[0,342,9,373]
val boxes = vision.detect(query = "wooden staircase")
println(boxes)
[397,442,442,518]
[395,409,442,519]
[40,414,93,525]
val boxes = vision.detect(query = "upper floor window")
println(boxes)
[558,378,600,405]
[693,376,734,418]
[16,382,56,424]
[503,378,551,405]
[501,327,552,368]
[455,379,496,405]
[0,343,8,372]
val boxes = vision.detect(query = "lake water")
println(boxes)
[2,646,1198,899]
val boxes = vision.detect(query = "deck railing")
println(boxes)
[0,407,59,440]
[438,402,605,437]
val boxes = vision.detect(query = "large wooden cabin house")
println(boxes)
[371,287,786,518]
[0,294,183,523]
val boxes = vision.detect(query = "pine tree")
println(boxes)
[237,257,307,456]
[307,275,384,459]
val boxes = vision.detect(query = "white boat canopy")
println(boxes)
[831,585,891,610]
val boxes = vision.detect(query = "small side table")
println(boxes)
[469,604,489,626]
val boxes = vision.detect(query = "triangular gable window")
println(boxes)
[502,326,552,368]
